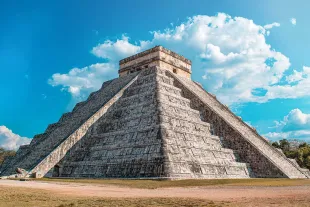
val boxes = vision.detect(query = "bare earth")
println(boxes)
[1,179,310,206]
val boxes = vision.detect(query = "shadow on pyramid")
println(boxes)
[1,46,309,179]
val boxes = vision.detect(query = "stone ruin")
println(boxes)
[1,46,309,179]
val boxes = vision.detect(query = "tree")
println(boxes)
[299,143,308,148]
[279,139,290,151]
[271,139,310,171]
[272,142,280,149]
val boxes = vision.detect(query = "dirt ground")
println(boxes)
[1,179,310,206]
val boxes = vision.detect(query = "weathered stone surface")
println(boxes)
[1,46,308,179]
[167,70,310,178]
[119,46,192,79]
[56,67,250,179]
[0,73,138,177]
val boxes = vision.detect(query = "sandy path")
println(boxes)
[1,180,309,201]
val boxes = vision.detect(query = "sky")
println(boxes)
[1,0,310,149]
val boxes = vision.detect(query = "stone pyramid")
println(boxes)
[1,46,309,179]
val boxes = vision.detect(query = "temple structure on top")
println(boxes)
[119,46,192,79]
[1,46,309,179]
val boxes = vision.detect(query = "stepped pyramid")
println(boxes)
[1,46,309,179]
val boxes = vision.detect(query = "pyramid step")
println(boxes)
[93,108,160,135]
[168,162,250,179]
[164,136,223,151]
[163,128,222,142]
[45,122,62,133]
[158,89,190,103]
[114,90,156,108]
[65,126,162,160]
[167,70,309,179]
[166,144,236,159]
[59,112,72,123]
[30,133,47,144]
[89,143,162,154]
[160,124,212,139]
[60,157,166,178]
[157,91,191,108]
[72,100,87,112]
[158,101,201,117]
[160,115,211,135]
[103,102,157,121]
[91,124,160,138]
[123,82,157,97]
[115,89,192,110]
[131,72,174,87]
[121,86,188,108]
[15,74,141,178]
[167,154,245,167]
[158,102,207,125]
[124,81,182,97]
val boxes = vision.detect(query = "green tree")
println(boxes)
[279,139,290,151]
[272,142,280,149]
[272,139,310,170]
[299,143,308,148]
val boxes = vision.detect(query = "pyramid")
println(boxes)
[1,46,309,179]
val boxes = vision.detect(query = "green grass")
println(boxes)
[0,186,224,207]
[34,178,310,189]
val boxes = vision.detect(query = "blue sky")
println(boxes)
[1,0,310,149]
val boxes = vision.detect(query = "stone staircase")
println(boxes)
[167,70,310,179]
[57,66,250,179]
[154,67,250,179]
[0,73,138,178]
[2,65,306,179]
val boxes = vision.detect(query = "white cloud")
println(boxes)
[147,14,293,104]
[91,35,150,61]
[265,66,310,100]
[286,70,303,83]
[0,126,31,150]
[49,13,310,105]
[264,22,280,29]
[265,109,310,141]
[48,63,117,99]
[290,18,297,25]
[264,22,280,36]
[49,36,151,100]
[265,130,310,142]
[283,109,310,131]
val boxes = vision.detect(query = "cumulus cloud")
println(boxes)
[147,14,294,104]
[286,70,304,83]
[265,130,310,141]
[265,66,310,100]
[0,126,31,150]
[290,18,297,25]
[49,13,310,105]
[91,35,150,61]
[264,109,310,141]
[264,22,280,29]
[48,63,117,99]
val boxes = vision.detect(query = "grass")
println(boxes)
[2,179,310,206]
[0,186,224,207]
[33,178,310,189]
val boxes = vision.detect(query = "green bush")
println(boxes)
[272,139,310,170]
